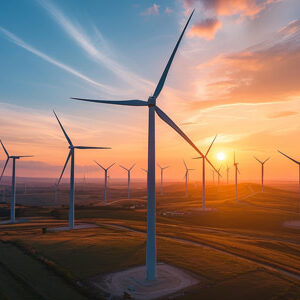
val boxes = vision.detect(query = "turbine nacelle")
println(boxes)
[148,96,156,106]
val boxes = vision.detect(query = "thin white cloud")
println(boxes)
[141,4,160,16]
[37,0,153,91]
[0,27,119,95]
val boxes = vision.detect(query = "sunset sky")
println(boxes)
[0,0,299,182]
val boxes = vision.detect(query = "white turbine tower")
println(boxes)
[54,111,110,229]
[120,164,135,199]
[234,152,240,202]
[193,135,218,211]
[254,156,270,192]
[278,150,300,209]
[158,164,169,196]
[0,140,33,223]
[183,160,194,198]
[71,10,212,281]
[95,161,115,204]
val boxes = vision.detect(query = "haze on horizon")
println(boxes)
[0,0,299,182]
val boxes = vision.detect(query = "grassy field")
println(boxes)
[0,182,299,299]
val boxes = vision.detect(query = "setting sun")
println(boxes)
[217,152,226,161]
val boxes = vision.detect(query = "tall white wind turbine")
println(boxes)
[0,140,33,223]
[183,160,194,198]
[193,135,218,211]
[217,166,222,186]
[71,10,212,281]
[158,164,169,196]
[254,156,270,192]
[54,111,110,229]
[234,152,240,202]
[95,161,115,204]
[120,164,135,199]
[278,150,300,208]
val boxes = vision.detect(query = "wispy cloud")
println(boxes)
[141,4,160,16]
[268,111,298,119]
[37,0,152,92]
[0,27,119,95]
[188,18,222,40]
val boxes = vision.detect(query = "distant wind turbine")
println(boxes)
[95,161,115,204]
[254,156,270,192]
[71,10,210,281]
[141,168,148,174]
[226,165,230,184]
[53,111,110,229]
[120,164,135,199]
[278,150,300,203]
[0,140,33,223]
[234,152,240,202]
[212,170,215,184]
[193,135,218,211]
[183,160,194,198]
[158,164,169,195]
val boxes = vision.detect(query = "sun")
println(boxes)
[217,152,226,161]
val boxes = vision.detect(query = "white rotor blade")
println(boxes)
[278,150,299,164]
[129,164,136,171]
[141,168,148,173]
[205,134,217,156]
[75,146,111,150]
[155,106,205,158]
[57,150,71,185]
[0,158,9,182]
[254,156,263,164]
[53,110,73,147]
[71,98,148,106]
[107,162,116,170]
[183,159,188,170]
[0,140,9,157]
[152,10,194,99]
[18,155,34,158]
[263,157,271,164]
[94,160,105,171]
[119,165,129,171]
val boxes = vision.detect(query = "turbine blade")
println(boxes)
[141,168,148,173]
[263,157,271,164]
[53,110,73,147]
[237,167,241,175]
[205,157,220,175]
[57,150,71,185]
[129,164,136,171]
[94,160,105,171]
[157,163,162,169]
[71,98,148,106]
[205,134,217,156]
[152,10,194,99]
[107,162,116,170]
[119,165,128,171]
[75,146,111,150]
[18,155,34,158]
[0,140,9,157]
[155,106,205,157]
[192,157,202,160]
[0,158,9,182]
[254,156,262,164]
[234,152,236,164]
[278,150,299,164]
[183,159,188,170]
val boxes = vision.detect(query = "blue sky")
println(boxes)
[0,0,299,180]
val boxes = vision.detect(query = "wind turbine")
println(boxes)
[141,168,148,174]
[120,164,135,199]
[0,140,33,223]
[234,152,240,202]
[95,161,115,204]
[193,135,218,211]
[183,160,194,198]
[71,10,212,281]
[254,156,270,192]
[158,164,169,196]
[226,165,230,184]
[278,150,300,205]
[217,165,222,186]
[53,111,110,229]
